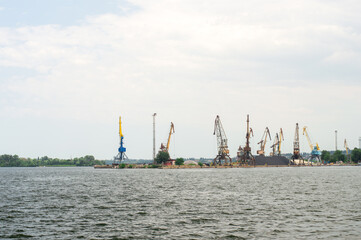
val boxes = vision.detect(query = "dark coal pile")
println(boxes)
[255,155,293,165]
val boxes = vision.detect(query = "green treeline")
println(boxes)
[321,148,361,163]
[0,154,105,167]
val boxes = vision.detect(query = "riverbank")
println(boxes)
[94,163,359,169]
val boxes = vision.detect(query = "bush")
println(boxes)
[175,158,184,166]
[198,162,203,167]
[119,163,126,168]
[321,150,331,162]
[155,151,170,164]
[351,148,361,163]
[331,150,346,163]
[127,164,133,168]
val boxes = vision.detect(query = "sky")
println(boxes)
[0,0,361,160]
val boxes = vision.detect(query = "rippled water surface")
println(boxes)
[1,166,361,239]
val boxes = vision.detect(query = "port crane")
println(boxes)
[238,115,255,166]
[160,122,175,153]
[278,128,284,155]
[114,116,128,164]
[303,126,321,163]
[344,139,351,162]
[213,115,232,165]
[291,123,303,164]
[270,128,283,156]
[257,127,271,156]
[270,133,279,156]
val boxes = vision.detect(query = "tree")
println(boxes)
[331,150,346,163]
[155,151,170,164]
[175,158,184,165]
[321,150,331,162]
[351,148,361,163]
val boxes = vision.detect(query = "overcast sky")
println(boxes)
[1,0,360,160]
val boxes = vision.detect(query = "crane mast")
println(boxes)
[213,115,232,165]
[257,127,271,156]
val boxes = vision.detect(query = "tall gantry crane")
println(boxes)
[238,114,255,166]
[160,122,175,153]
[257,127,271,156]
[303,126,321,163]
[213,115,232,165]
[291,123,303,164]
[114,116,128,164]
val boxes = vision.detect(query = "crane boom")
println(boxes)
[166,122,175,151]
[119,116,123,138]
[303,127,314,151]
[160,122,175,153]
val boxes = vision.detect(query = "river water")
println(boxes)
[0,166,360,239]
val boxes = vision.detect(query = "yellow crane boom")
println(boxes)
[303,126,314,151]
[166,122,175,151]
[119,116,123,138]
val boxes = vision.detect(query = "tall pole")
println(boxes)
[246,114,250,159]
[335,130,338,151]
[153,113,157,164]
[359,137,361,149]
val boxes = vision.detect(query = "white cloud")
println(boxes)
[1,0,361,158]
